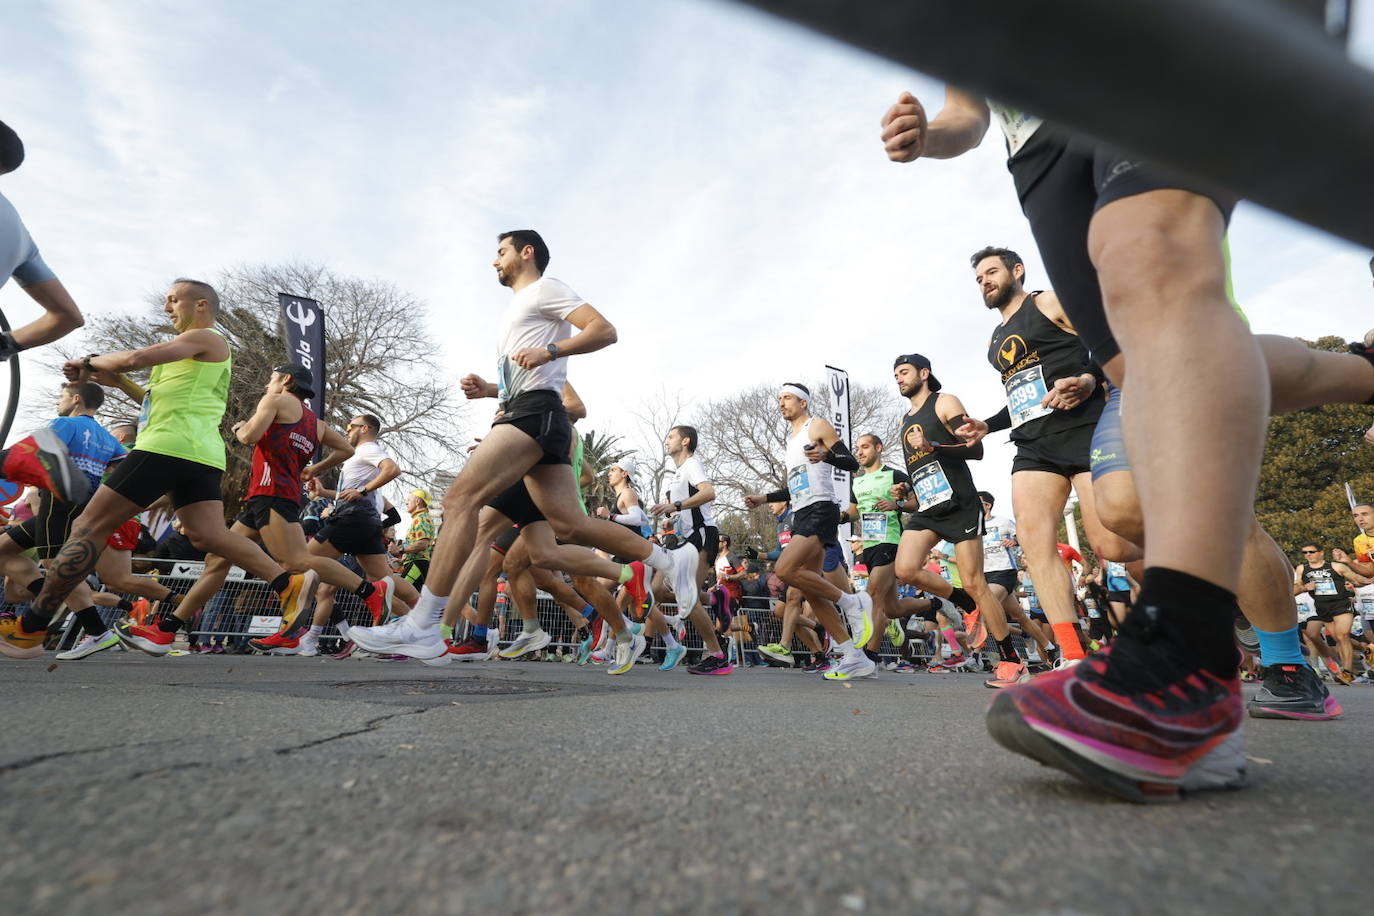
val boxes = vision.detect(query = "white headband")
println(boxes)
[779,384,809,402]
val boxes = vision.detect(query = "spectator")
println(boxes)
[714,534,744,619]
[401,488,435,588]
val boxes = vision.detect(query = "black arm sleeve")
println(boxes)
[383,506,402,528]
[822,440,860,473]
[933,440,984,461]
[983,406,1012,433]
[764,488,790,504]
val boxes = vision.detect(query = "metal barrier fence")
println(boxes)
[44,561,1014,667]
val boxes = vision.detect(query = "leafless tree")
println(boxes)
[60,262,466,516]
[622,384,692,509]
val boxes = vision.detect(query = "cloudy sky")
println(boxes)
[4,0,1372,517]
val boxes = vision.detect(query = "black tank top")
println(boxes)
[987,292,1105,441]
[900,394,978,518]
[1301,561,1350,612]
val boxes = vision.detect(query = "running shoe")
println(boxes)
[485,628,500,658]
[1052,657,1082,672]
[275,573,309,627]
[984,659,1031,689]
[1323,657,1346,684]
[986,641,1245,804]
[659,645,687,671]
[0,428,90,504]
[0,616,46,659]
[823,652,878,681]
[623,560,650,609]
[886,620,906,648]
[499,628,552,659]
[576,632,595,666]
[1247,664,1342,720]
[443,635,489,662]
[362,579,394,626]
[843,593,874,647]
[608,634,646,675]
[894,660,917,673]
[332,641,357,660]
[348,617,447,660]
[935,653,972,672]
[116,621,174,656]
[55,630,120,660]
[590,644,614,664]
[759,643,793,666]
[668,542,701,613]
[297,632,319,657]
[1234,622,1260,656]
[250,632,300,655]
[963,610,986,649]
[1337,668,1356,686]
[803,656,832,674]
[688,651,734,676]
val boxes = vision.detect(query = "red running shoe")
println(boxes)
[1,429,90,504]
[362,578,394,625]
[116,622,173,657]
[986,641,1245,803]
[445,636,490,661]
[250,632,300,655]
[623,561,649,608]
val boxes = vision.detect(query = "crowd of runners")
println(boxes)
[2,80,1373,806]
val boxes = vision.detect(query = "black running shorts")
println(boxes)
[493,390,573,466]
[904,499,985,545]
[789,502,841,545]
[6,490,85,560]
[860,542,898,570]
[104,449,223,510]
[1011,423,1096,478]
[314,513,386,557]
[486,480,546,527]
[985,568,1019,594]
[491,524,521,554]
[1312,602,1354,624]
[236,494,303,530]
[684,525,721,565]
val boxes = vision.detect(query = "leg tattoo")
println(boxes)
[34,535,101,623]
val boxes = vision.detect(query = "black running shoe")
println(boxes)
[1247,664,1342,720]
[688,652,733,676]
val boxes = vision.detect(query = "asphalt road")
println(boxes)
[2,652,1367,916]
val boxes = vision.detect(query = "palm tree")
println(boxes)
[579,428,631,514]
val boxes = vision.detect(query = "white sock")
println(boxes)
[308,625,322,637]
[838,592,859,614]
[412,587,448,630]
[835,639,855,655]
[662,630,681,650]
[337,620,351,637]
[645,544,673,573]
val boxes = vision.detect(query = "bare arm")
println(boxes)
[234,394,287,445]
[15,278,84,349]
[510,303,617,371]
[880,87,991,162]
[302,421,355,480]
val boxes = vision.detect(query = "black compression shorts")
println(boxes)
[6,490,85,560]
[314,513,386,557]
[486,480,546,527]
[1011,423,1095,478]
[104,450,223,511]
[684,525,721,565]
[789,502,841,545]
[904,499,985,545]
[985,568,1019,594]
[236,494,302,530]
[860,542,898,570]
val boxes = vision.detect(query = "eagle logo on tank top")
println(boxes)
[996,334,1028,370]
[902,423,933,461]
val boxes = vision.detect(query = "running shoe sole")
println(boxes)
[986,694,1246,804]
[499,629,552,659]
[115,628,171,657]
[55,632,121,660]
[27,428,91,505]
[1246,696,1343,720]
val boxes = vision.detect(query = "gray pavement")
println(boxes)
[1,652,1368,916]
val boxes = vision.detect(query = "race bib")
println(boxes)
[911,462,953,512]
[1314,577,1339,596]
[1356,587,1374,615]
[861,512,888,542]
[496,355,511,402]
[137,393,152,432]
[1005,365,1053,428]
[787,465,812,502]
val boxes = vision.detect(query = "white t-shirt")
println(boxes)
[1355,584,1374,618]
[337,440,392,515]
[665,454,717,539]
[982,515,1018,572]
[495,276,586,405]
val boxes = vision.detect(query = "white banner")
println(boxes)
[825,365,853,562]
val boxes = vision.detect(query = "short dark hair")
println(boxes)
[0,121,23,175]
[499,230,550,274]
[358,414,382,433]
[173,277,220,316]
[66,381,104,410]
[671,424,699,453]
[858,432,882,448]
[978,490,994,505]
[970,246,1025,283]
[1300,542,1322,552]
[720,534,732,545]
[1354,503,1374,512]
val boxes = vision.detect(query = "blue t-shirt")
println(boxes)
[48,416,125,490]
[1,192,56,290]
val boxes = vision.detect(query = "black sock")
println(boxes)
[355,580,376,599]
[1126,567,1239,679]
[20,608,51,632]
[269,572,292,594]
[864,648,880,663]
[76,607,106,636]
[996,636,1020,663]
[26,577,45,597]
[156,613,184,634]
[329,604,348,626]
[116,598,134,612]
[947,587,977,613]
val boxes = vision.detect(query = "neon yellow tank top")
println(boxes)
[135,329,231,469]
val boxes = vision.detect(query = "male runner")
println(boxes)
[647,425,732,673]
[118,365,393,655]
[0,383,126,658]
[884,355,1026,688]
[880,90,1374,799]
[0,280,307,657]
[347,231,696,661]
[978,490,1053,663]
[1295,543,1356,684]
[742,383,874,680]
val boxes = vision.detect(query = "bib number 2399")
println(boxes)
[1006,365,1052,428]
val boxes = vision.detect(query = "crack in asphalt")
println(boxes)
[1,741,164,772]
[274,706,428,756]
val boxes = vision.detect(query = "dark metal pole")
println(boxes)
[0,308,19,447]
[735,0,1374,250]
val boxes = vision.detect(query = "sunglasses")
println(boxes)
[1301,549,1321,554]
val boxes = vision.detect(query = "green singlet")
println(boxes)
[570,431,588,516]
[135,328,231,470]
[851,466,907,549]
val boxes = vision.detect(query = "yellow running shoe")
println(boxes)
[885,620,905,648]
[0,616,47,659]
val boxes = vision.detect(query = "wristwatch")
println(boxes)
[546,342,560,359]
[674,500,683,511]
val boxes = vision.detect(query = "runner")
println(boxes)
[882,355,1026,687]
[347,234,696,665]
[1295,544,1356,685]
[647,425,732,674]
[880,90,1374,798]
[757,499,828,669]
[0,279,307,658]
[742,382,874,680]
[118,365,393,656]
[978,491,1053,664]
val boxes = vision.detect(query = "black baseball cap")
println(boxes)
[893,353,942,392]
[274,363,315,399]
[0,121,24,176]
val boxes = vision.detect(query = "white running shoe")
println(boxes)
[1052,656,1082,672]
[298,632,319,657]
[347,617,447,660]
[608,634,646,675]
[499,628,552,659]
[486,627,501,659]
[823,652,878,681]
[56,630,119,660]
[668,542,701,613]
